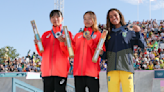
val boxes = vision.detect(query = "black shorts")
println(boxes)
[42,76,67,92]
[74,76,99,92]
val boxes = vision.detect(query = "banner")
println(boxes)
[154,70,164,78]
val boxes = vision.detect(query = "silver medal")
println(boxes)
[55,32,62,38]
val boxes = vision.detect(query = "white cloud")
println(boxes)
[120,0,147,5]
[151,0,164,10]
[120,0,164,10]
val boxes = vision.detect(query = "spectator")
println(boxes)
[9,65,15,72]
[140,61,147,70]
[14,62,20,69]
[17,64,22,72]
[133,60,136,69]
[25,65,30,72]
[100,60,107,71]
[148,61,154,70]
[135,62,141,70]
[155,55,160,63]
[160,60,164,69]
[29,63,34,71]
[160,52,164,59]
[128,20,131,24]
[154,61,160,69]
[0,50,42,73]
[149,51,155,60]
[0,64,4,72]
[79,28,83,32]
[21,57,25,63]
[26,54,30,64]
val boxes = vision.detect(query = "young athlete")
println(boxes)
[102,8,147,92]
[72,11,105,92]
[34,10,73,92]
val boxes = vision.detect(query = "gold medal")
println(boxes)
[83,31,90,38]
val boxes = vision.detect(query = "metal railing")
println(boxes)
[12,78,75,92]
[12,78,43,92]
[0,72,27,77]
[1,72,75,92]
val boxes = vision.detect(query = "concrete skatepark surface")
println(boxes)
[0,77,43,92]
[67,71,159,92]
[0,71,163,92]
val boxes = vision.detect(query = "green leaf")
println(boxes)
[0,46,20,62]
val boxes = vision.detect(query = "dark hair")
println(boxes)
[50,10,63,18]
[106,8,126,41]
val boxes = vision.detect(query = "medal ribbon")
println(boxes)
[51,29,63,38]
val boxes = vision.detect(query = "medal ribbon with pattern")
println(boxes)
[51,29,63,38]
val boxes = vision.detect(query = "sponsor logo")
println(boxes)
[60,79,65,85]
[78,35,82,39]
[157,73,164,77]
[46,33,51,38]
[128,76,132,79]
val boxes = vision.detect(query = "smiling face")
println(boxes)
[83,13,94,28]
[108,10,121,27]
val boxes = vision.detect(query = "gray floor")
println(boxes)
[0,71,163,92]
[152,79,164,92]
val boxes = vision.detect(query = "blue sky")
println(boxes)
[0,0,164,57]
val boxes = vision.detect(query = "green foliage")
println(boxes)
[0,46,19,63]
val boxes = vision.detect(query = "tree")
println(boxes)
[0,46,19,63]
